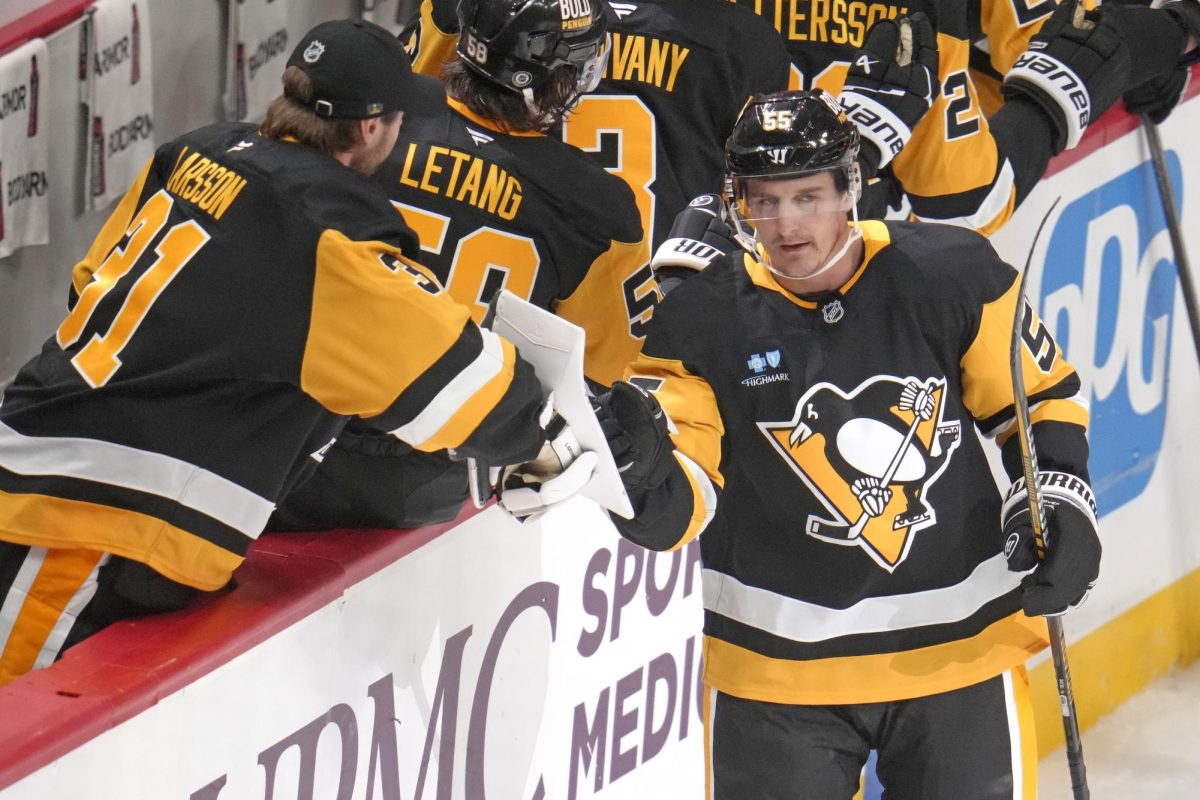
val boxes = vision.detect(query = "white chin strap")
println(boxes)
[758,200,863,285]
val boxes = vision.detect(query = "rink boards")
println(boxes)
[1,96,1199,797]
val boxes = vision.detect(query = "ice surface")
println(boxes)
[1039,659,1200,798]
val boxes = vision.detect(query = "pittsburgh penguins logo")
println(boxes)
[758,375,962,571]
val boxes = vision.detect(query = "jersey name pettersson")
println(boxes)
[759,374,962,572]
[395,142,523,221]
[603,33,690,91]
[747,0,908,46]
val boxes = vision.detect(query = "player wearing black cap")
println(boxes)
[270,0,656,531]
[0,20,562,686]
[592,90,1100,797]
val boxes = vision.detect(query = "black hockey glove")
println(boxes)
[1124,67,1190,124]
[651,195,738,295]
[593,381,675,493]
[1122,0,1200,123]
[1003,0,1131,154]
[838,12,938,178]
[1001,471,1101,618]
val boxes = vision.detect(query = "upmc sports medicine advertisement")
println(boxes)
[2,501,708,800]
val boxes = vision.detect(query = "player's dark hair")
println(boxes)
[442,57,581,133]
[261,67,399,155]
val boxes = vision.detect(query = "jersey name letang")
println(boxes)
[396,143,523,221]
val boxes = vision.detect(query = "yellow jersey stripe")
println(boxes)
[703,611,1049,705]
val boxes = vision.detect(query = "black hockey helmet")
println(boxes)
[456,0,609,96]
[725,90,861,195]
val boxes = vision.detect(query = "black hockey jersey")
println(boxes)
[732,0,1076,234]
[403,0,794,252]
[374,94,653,386]
[0,123,545,591]
[612,220,1091,704]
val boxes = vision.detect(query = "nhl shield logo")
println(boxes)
[822,299,844,324]
[757,375,963,571]
[303,40,325,63]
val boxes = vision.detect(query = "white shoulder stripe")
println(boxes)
[0,420,273,537]
[702,553,1022,643]
[391,328,506,447]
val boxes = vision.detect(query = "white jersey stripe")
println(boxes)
[702,553,1024,643]
[0,419,273,538]
[392,328,506,447]
[1002,669,1023,800]
[34,554,110,670]
[0,547,47,657]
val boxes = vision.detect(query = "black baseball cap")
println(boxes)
[285,19,415,119]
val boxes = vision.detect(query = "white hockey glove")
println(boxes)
[1001,471,1100,617]
[497,398,597,522]
[1003,0,1130,153]
[651,195,739,295]
[898,380,936,421]
[838,12,938,177]
[852,476,892,518]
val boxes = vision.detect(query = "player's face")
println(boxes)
[743,173,851,280]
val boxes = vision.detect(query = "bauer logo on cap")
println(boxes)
[302,40,325,63]
[561,0,594,31]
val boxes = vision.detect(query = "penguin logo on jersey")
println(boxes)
[759,375,963,571]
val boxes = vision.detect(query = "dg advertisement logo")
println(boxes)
[1037,151,1183,514]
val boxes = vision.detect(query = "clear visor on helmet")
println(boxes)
[561,32,610,94]
[733,170,857,227]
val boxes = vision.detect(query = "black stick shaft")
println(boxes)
[1141,115,1200,362]
[1010,198,1089,799]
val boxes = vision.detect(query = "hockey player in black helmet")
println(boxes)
[723,90,866,293]
[652,90,867,296]
[592,88,1100,796]
[269,0,651,532]
[453,0,608,121]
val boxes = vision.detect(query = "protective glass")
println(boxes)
[735,180,856,226]
[565,32,610,94]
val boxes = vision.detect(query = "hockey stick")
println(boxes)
[1010,197,1089,800]
[1140,114,1200,363]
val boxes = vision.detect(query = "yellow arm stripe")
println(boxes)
[70,158,155,297]
[960,275,1081,423]
[556,237,655,386]
[302,229,471,417]
[702,611,1049,706]
[625,353,724,488]
[406,334,520,452]
[671,450,719,550]
[892,35,999,198]
[995,396,1091,446]
[0,490,243,591]
[411,0,460,77]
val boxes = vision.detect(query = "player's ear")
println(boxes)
[357,117,383,147]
